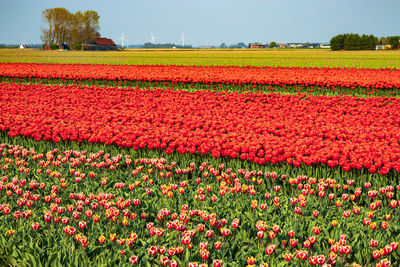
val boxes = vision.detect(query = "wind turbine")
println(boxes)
[150,33,159,44]
[119,32,128,49]
[178,32,187,48]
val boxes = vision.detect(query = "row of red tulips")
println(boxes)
[0,63,399,89]
[1,82,400,175]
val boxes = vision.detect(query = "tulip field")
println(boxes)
[1,49,400,69]
[0,52,400,266]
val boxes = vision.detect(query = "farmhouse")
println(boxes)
[303,43,320,48]
[248,42,266,48]
[375,44,392,50]
[320,44,331,49]
[288,43,303,48]
[87,38,117,51]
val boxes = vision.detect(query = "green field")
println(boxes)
[1,48,400,68]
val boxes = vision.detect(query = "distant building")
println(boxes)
[19,44,29,49]
[279,44,287,48]
[375,44,392,50]
[303,43,320,48]
[87,38,117,51]
[320,44,331,49]
[288,43,303,48]
[248,42,266,48]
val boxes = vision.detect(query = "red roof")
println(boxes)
[95,38,116,46]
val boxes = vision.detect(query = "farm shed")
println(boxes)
[87,38,117,51]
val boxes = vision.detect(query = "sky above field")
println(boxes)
[1,0,399,46]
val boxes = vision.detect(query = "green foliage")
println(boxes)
[388,36,400,49]
[344,34,361,50]
[49,44,59,50]
[360,34,377,50]
[71,43,82,50]
[331,33,377,51]
[269,42,277,48]
[379,37,388,45]
[228,42,247,49]
[330,34,346,51]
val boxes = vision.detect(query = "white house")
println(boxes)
[320,44,331,49]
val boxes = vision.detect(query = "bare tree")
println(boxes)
[41,8,100,50]
[80,10,100,50]
[41,8,72,48]
[41,8,55,45]
[69,11,83,48]
[56,8,73,47]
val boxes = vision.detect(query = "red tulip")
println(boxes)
[372,250,381,259]
[316,255,325,265]
[381,221,389,230]
[31,222,40,230]
[98,235,106,244]
[296,250,308,260]
[182,236,191,245]
[160,256,169,266]
[288,230,295,238]
[78,221,87,230]
[265,244,276,255]
[148,246,157,256]
[370,239,378,247]
[129,255,139,265]
[206,230,214,238]
[285,253,293,261]
[313,227,321,235]
[247,257,256,265]
[257,231,264,239]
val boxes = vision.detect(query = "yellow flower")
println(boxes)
[98,235,106,244]
[122,216,129,226]
[110,233,117,242]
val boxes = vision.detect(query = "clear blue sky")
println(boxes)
[0,0,399,46]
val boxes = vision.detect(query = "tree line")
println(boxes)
[330,33,400,51]
[142,43,193,49]
[41,8,100,50]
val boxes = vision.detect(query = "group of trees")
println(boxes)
[330,33,400,50]
[219,42,277,48]
[330,34,377,50]
[41,8,100,50]
[379,36,400,48]
[142,43,193,49]
[269,42,277,48]
[219,42,247,49]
